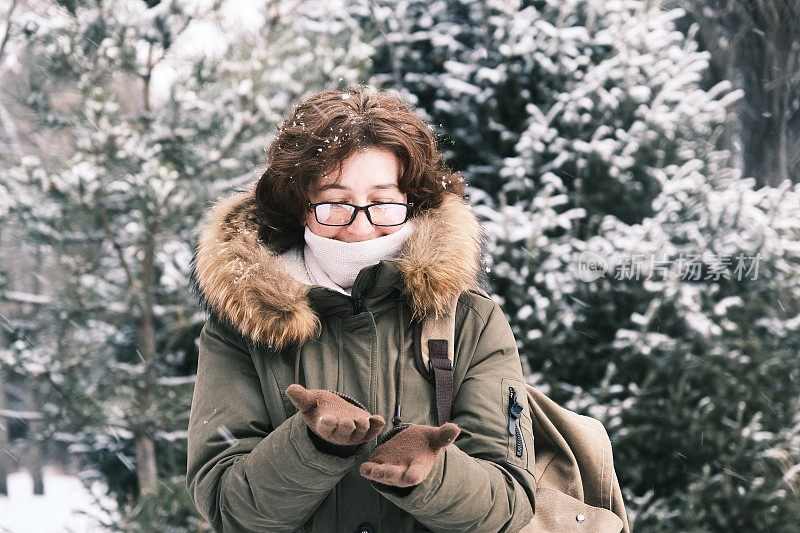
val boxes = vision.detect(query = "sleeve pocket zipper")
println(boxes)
[508,386,524,458]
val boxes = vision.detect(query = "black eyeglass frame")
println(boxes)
[307,201,414,227]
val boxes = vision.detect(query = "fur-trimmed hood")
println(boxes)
[189,185,485,350]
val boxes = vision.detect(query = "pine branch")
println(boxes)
[0,0,19,66]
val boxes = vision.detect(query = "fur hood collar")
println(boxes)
[189,186,485,350]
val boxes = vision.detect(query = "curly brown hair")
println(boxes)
[254,83,467,252]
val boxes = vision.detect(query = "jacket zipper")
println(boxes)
[508,386,524,458]
[352,264,381,314]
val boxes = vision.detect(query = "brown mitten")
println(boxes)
[285,384,385,447]
[359,422,460,488]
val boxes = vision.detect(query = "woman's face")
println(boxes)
[305,147,408,242]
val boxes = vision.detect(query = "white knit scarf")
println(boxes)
[290,221,415,295]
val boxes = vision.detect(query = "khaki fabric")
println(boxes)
[422,295,631,533]
[187,288,538,532]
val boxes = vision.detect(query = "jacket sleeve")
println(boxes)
[373,298,537,533]
[186,318,363,532]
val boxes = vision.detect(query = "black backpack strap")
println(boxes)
[418,296,460,426]
[428,339,453,425]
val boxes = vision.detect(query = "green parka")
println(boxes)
[186,188,538,532]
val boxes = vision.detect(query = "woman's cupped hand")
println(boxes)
[360,423,460,488]
[286,384,385,446]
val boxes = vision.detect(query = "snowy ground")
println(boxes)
[0,467,113,533]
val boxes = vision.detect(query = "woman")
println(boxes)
[187,84,537,532]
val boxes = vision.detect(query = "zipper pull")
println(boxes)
[507,387,523,436]
[507,386,525,458]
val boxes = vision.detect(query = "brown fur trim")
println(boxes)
[191,186,483,349]
[395,193,484,321]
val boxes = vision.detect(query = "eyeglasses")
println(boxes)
[307,201,414,227]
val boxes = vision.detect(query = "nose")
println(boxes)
[346,209,374,240]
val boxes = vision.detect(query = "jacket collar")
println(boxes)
[189,185,485,350]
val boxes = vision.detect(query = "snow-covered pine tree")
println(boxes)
[1,0,372,528]
[365,0,800,529]
[0,143,12,499]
